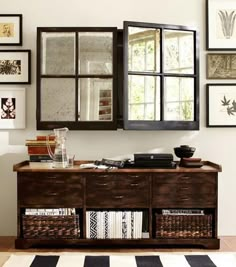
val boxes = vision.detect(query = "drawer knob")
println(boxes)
[130,183,139,187]
[114,195,124,199]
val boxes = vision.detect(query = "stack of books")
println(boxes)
[25,135,56,167]
[25,208,76,215]
[86,210,145,239]
[162,209,204,215]
[180,157,203,168]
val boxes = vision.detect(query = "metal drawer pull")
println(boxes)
[45,192,59,196]
[180,176,190,180]
[180,187,189,190]
[180,197,189,201]
[130,175,139,178]
[96,183,108,186]
[47,176,57,179]
[54,181,64,184]
[114,195,124,199]
[130,183,139,186]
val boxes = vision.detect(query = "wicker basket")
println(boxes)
[155,214,212,238]
[22,215,80,239]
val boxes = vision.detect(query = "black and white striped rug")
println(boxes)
[2,254,236,267]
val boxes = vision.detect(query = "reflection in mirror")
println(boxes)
[164,77,194,121]
[41,32,75,75]
[78,78,112,121]
[128,75,160,120]
[124,21,198,130]
[164,30,194,74]
[128,27,160,72]
[79,32,113,75]
[41,78,76,121]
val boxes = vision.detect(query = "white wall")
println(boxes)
[0,0,234,236]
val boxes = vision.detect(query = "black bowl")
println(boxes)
[174,145,195,158]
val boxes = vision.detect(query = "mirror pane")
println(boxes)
[41,32,75,75]
[41,78,75,121]
[164,77,194,121]
[164,30,194,74]
[78,78,112,121]
[79,32,113,75]
[128,75,160,120]
[128,27,160,72]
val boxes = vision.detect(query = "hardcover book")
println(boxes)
[27,146,55,155]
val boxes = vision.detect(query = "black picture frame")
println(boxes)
[0,87,25,129]
[206,0,236,50]
[206,83,236,127]
[0,50,31,84]
[0,14,22,46]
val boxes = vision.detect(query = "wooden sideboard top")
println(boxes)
[13,160,222,173]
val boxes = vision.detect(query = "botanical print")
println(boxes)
[0,23,14,37]
[0,60,21,75]
[207,85,236,126]
[1,97,16,119]
[217,9,236,39]
[207,54,236,78]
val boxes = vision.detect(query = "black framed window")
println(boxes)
[123,21,199,130]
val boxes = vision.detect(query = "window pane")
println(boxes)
[41,78,75,121]
[128,27,160,72]
[78,78,112,121]
[79,32,113,75]
[164,77,194,121]
[41,32,75,75]
[128,75,160,120]
[164,30,194,74]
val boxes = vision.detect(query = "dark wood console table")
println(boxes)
[13,160,221,249]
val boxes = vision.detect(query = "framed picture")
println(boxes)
[0,14,22,45]
[207,53,236,79]
[206,83,236,127]
[0,88,25,129]
[206,0,236,50]
[0,50,31,84]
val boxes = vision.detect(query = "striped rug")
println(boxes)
[2,253,236,267]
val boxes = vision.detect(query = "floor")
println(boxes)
[0,236,236,252]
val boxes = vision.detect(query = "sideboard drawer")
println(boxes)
[153,182,216,195]
[86,174,149,208]
[86,175,116,191]
[152,182,216,207]
[153,173,216,184]
[18,173,84,206]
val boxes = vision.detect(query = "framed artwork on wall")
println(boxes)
[0,50,31,84]
[0,88,25,129]
[206,83,236,127]
[207,53,236,79]
[0,14,22,45]
[206,0,236,50]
